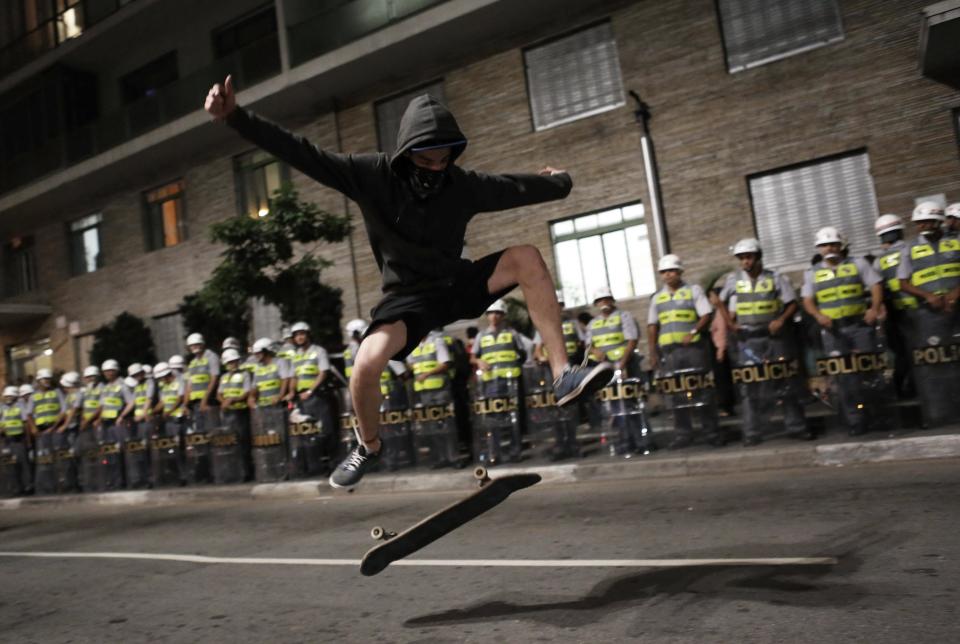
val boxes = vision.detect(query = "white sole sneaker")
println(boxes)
[555,362,615,407]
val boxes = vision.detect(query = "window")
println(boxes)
[375,80,445,153]
[550,203,656,307]
[748,151,879,270]
[149,312,185,363]
[251,297,283,341]
[69,213,102,275]
[717,0,844,73]
[524,21,625,131]
[213,4,277,58]
[3,236,37,296]
[143,180,186,250]
[120,51,179,104]
[234,150,289,218]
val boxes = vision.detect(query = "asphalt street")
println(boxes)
[1,459,958,643]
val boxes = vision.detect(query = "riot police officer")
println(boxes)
[801,226,885,435]
[647,254,721,448]
[945,203,959,239]
[872,214,917,398]
[289,321,337,467]
[897,202,960,427]
[408,329,459,468]
[184,333,221,418]
[716,238,808,445]
[218,348,253,480]
[1,385,33,494]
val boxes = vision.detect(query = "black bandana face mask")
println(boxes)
[408,163,446,198]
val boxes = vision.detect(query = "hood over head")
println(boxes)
[390,94,467,170]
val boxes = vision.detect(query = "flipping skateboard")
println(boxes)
[360,467,541,576]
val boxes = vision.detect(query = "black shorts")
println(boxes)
[367,250,516,359]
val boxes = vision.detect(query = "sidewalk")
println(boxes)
[4,419,959,510]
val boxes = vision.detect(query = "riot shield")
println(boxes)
[470,373,521,465]
[298,393,338,469]
[653,344,720,446]
[597,374,654,457]
[150,419,182,488]
[121,421,151,490]
[728,327,808,442]
[76,429,100,492]
[907,308,960,428]
[1,441,29,496]
[287,412,324,479]
[211,410,246,485]
[411,387,458,468]
[95,422,124,491]
[183,408,218,484]
[380,405,415,472]
[53,430,79,493]
[337,388,359,460]
[251,406,287,482]
[812,322,897,435]
[33,431,58,494]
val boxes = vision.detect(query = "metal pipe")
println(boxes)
[629,90,669,257]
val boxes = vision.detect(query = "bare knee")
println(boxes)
[506,244,546,274]
[351,352,388,389]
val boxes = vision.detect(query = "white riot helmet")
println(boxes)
[912,201,945,222]
[731,238,761,256]
[290,321,310,334]
[252,337,275,354]
[142,364,153,377]
[153,361,171,379]
[946,203,960,219]
[82,366,100,379]
[592,286,613,303]
[168,355,185,370]
[485,299,507,314]
[221,348,241,364]
[101,359,120,373]
[18,384,33,396]
[3,386,19,398]
[186,332,205,347]
[814,226,844,247]
[874,214,904,237]
[345,319,367,337]
[281,326,292,340]
[36,368,53,381]
[60,371,80,388]
[124,376,138,389]
[127,363,143,377]
[657,254,684,272]
[222,337,242,351]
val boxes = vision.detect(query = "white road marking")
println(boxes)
[0,551,837,568]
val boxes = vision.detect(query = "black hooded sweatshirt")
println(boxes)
[226,95,572,295]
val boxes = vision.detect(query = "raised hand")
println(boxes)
[204,74,236,121]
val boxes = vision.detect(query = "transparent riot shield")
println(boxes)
[76,429,100,492]
[337,388,359,461]
[150,419,182,488]
[729,326,809,442]
[411,387,458,468]
[251,406,287,482]
[380,401,415,472]
[597,375,654,457]
[121,421,151,490]
[0,441,28,496]
[297,393,338,470]
[211,410,246,485]
[33,431,58,494]
[287,412,324,479]
[907,308,960,428]
[183,408,217,484]
[470,373,521,465]
[812,322,897,435]
[522,364,559,457]
[54,430,79,493]
[653,344,721,446]
[95,421,124,491]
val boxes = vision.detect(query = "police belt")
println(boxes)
[814,353,888,376]
[412,404,455,423]
[731,360,800,384]
[472,396,519,415]
[653,372,716,394]
[912,343,960,367]
[596,380,644,402]
[525,391,558,409]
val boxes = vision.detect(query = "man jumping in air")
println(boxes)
[205,76,614,488]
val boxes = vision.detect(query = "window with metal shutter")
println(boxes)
[524,21,625,131]
[717,0,844,73]
[150,312,186,363]
[375,80,446,153]
[748,151,880,270]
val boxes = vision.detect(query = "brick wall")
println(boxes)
[2,0,958,380]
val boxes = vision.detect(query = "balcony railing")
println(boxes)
[287,0,447,67]
[0,32,281,196]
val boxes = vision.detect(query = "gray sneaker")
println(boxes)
[553,362,615,407]
[329,443,380,489]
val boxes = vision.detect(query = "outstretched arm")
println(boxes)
[465,166,573,213]
[206,75,364,200]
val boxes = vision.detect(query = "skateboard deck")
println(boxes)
[360,468,541,576]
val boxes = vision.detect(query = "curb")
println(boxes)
[4,432,960,509]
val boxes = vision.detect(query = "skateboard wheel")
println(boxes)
[473,466,488,481]
[371,526,385,540]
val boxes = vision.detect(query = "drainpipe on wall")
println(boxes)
[331,98,363,319]
[628,90,669,258]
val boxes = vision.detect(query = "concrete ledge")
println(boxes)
[4,430,960,509]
